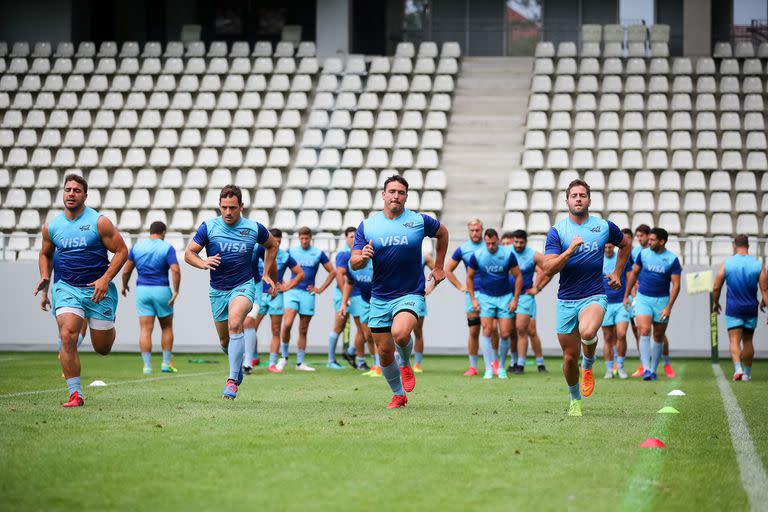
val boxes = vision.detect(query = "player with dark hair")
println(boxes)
[350,174,449,408]
[712,235,768,381]
[121,221,181,374]
[543,180,631,416]
[280,227,335,371]
[624,227,682,381]
[35,174,129,407]
[185,185,278,399]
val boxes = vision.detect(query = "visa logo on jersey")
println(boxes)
[378,236,409,246]
[219,242,247,253]
[484,265,505,273]
[577,241,600,252]
[60,237,87,248]
[646,264,667,273]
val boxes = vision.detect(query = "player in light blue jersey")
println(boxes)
[712,235,768,382]
[328,227,357,369]
[412,246,436,373]
[543,179,630,417]
[466,229,523,379]
[185,185,278,400]
[445,219,490,376]
[121,221,181,375]
[627,224,650,376]
[243,228,304,375]
[279,226,335,372]
[351,174,449,409]
[506,230,552,375]
[339,257,377,373]
[624,227,682,382]
[600,229,634,380]
[35,174,129,407]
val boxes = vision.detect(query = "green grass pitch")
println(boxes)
[0,352,765,511]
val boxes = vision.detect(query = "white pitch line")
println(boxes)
[0,370,220,399]
[712,364,768,512]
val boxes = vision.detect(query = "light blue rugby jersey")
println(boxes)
[635,247,682,297]
[129,238,178,286]
[468,246,518,297]
[451,240,484,292]
[335,247,359,296]
[724,254,763,318]
[254,246,298,293]
[353,209,440,301]
[347,259,373,302]
[510,246,536,292]
[602,252,634,304]
[192,216,269,290]
[545,215,624,300]
[48,207,110,287]
[289,245,330,291]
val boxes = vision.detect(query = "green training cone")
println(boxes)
[657,406,680,414]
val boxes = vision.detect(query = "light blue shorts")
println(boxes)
[333,288,343,313]
[601,302,630,327]
[284,288,316,316]
[209,280,257,323]
[635,293,670,324]
[52,280,118,323]
[556,294,608,334]
[348,295,370,324]
[464,292,478,314]
[136,285,173,318]
[369,294,424,330]
[726,315,757,331]
[418,299,428,318]
[258,291,284,316]
[516,294,537,319]
[477,291,515,319]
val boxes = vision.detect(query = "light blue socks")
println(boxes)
[243,328,257,366]
[639,335,651,370]
[480,335,494,371]
[381,362,405,396]
[616,356,625,369]
[269,352,279,366]
[414,352,423,365]
[651,341,664,372]
[498,338,511,368]
[280,342,289,359]
[228,332,245,380]
[141,352,151,368]
[469,354,479,369]
[162,351,172,365]
[568,383,581,401]
[396,339,413,368]
[66,376,82,396]
[297,350,306,365]
[582,354,594,370]
[328,332,340,362]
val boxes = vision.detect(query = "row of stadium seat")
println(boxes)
[526,111,767,133]
[536,37,768,59]
[0,40,461,60]
[531,75,768,94]
[534,57,768,77]
[521,149,768,171]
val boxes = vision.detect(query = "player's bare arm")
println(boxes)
[91,215,128,304]
[444,258,465,292]
[607,233,632,290]
[542,235,584,277]
[509,265,523,313]
[350,240,373,270]
[169,263,181,306]
[428,224,449,286]
[466,266,479,312]
[711,263,726,314]
[660,274,682,322]
[35,222,54,299]
[121,259,135,296]
[260,233,279,295]
[624,264,641,309]
[281,264,304,293]
[184,240,221,270]
[313,261,336,294]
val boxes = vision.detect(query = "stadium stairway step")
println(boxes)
[441,57,532,239]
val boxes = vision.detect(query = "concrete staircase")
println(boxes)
[440,57,533,240]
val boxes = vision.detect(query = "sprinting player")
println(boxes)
[445,219,486,376]
[121,221,181,374]
[712,235,768,381]
[280,227,335,372]
[624,227,682,382]
[506,230,551,374]
[466,229,523,379]
[339,255,376,372]
[413,248,436,372]
[243,228,304,374]
[34,174,128,407]
[600,232,634,380]
[543,179,630,417]
[329,227,356,369]
[350,174,448,409]
[185,185,278,400]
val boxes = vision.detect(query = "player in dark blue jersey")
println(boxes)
[712,235,768,381]
[600,229,634,380]
[624,227,682,382]
[351,175,449,409]
[445,219,492,376]
[543,180,630,417]
[121,221,181,375]
[185,185,278,400]
[242,228,304,374]
[35,174,129,407]
[280,227,335,372]
[339,257,376,372]
[328,227,357,369]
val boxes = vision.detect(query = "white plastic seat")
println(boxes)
[658,192,680,211]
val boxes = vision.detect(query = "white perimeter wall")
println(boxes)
[316,0,350,58]
[1,262,763,358]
